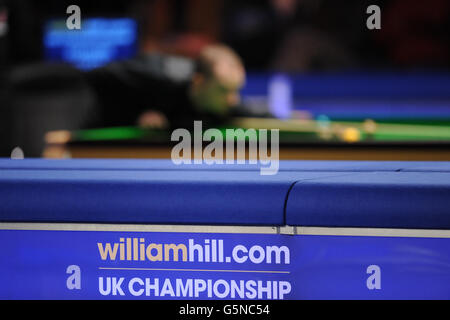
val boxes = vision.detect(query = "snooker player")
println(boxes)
[85,44,262,131]
[1,44,267,157]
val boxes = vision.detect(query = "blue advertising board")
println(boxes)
[1,227,449,299]
[44,18,138,70]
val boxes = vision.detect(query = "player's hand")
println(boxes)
[137,110,169,129]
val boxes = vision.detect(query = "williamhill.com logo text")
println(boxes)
[97,238,290,264]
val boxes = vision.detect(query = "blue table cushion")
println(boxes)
[1,160,449,228]
[1,159,450,172]
[0,168,345,225]
[286,172,450,229]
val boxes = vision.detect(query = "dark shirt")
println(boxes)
[85,53,236,130]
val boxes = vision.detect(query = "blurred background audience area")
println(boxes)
[0,0,449,157]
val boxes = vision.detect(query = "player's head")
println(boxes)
[190,44,246,115]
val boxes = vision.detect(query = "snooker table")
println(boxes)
[42,72,450,161]
[0,158,449,300]
[43,117,450,160]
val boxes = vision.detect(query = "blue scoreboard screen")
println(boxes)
[43,17,138,70]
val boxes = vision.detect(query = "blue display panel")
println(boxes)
[1,228,449,299]
[43,18,138,70]
[241,73,450,120]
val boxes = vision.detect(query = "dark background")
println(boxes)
[0,0,449,157]
[1,0,449,72]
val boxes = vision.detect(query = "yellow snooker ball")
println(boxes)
[341,127,361,143]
